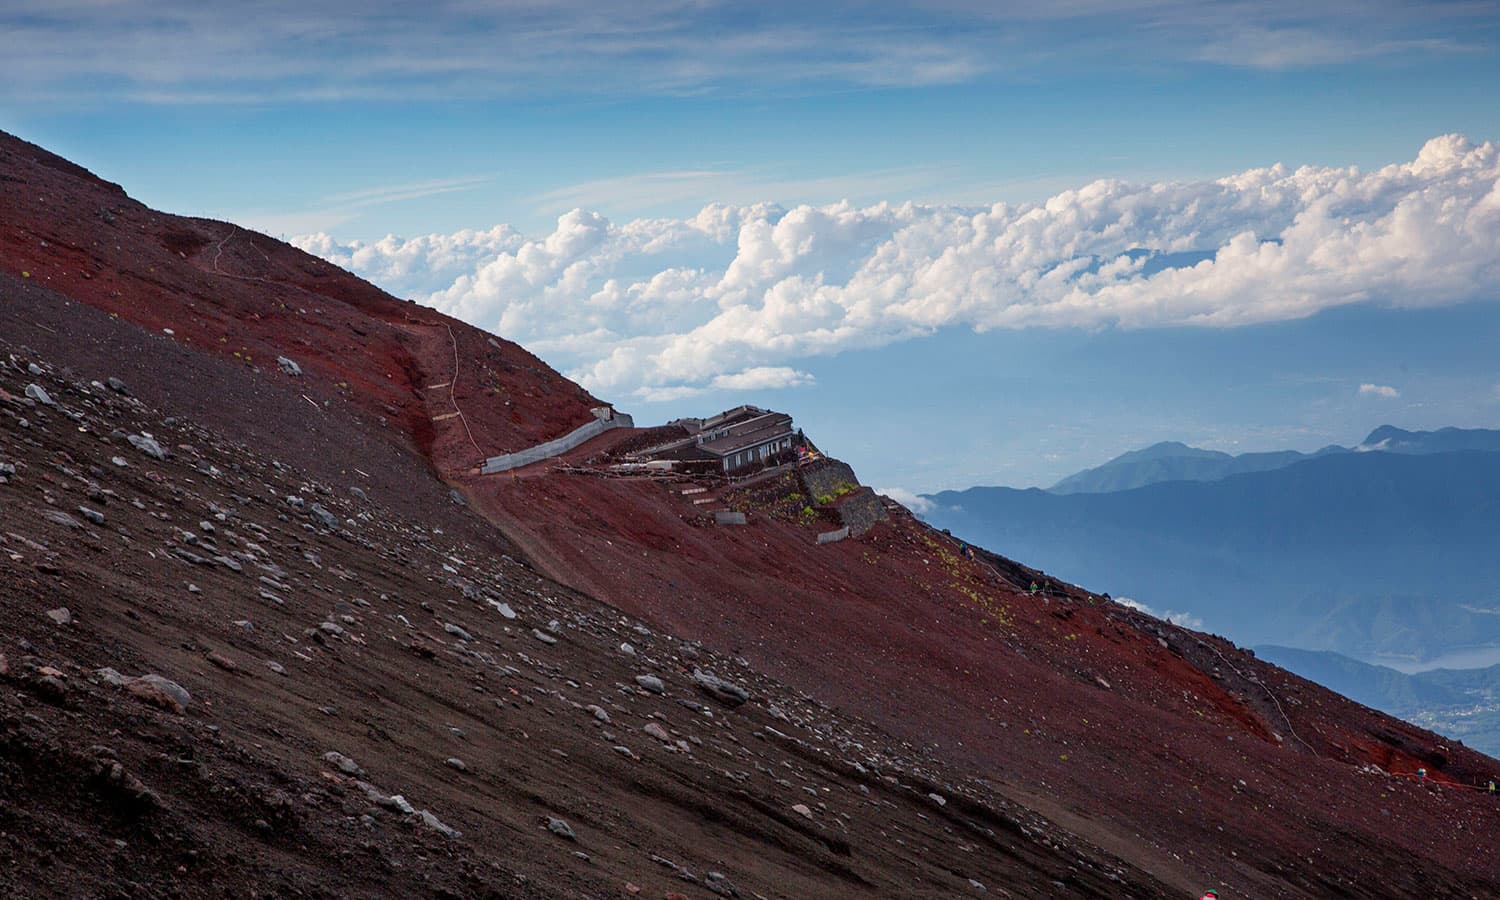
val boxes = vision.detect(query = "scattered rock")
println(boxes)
[532,628,557,645]
[705,871,739,897]
[41,509,82,529]
[692,669,749,707]
[546,817,577,841]
[127,433,167,459]
[126,675,190,713]
[444,623,474,642]
[642,722,672,743]
[206,651,238,672]
[277,356,303,376]
[78,506,106,526]
[322,751,364,777]
[635,674,664,694]
[417,809,461,839]
[586,705,611,724]
[791,803,813,820]
[309,503,340,530]
[106,376,130,395]
[445,757,467,771]
[45,607,72,625]
[25,383,55,406]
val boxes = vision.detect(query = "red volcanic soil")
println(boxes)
[0,131,600,475]
[6,127,1500,898]
[465,443,1500,898]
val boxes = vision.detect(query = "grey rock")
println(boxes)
[25,383,55,406]
[265,661,286,675]
[93,667,129,687]
[322,751,364,776]
[174,547,207,565]
[692,669,749,707]
[350,486,369,502]
[106,377,130,395]
[532,629,557,645]
[135,674,191,709]
[619,642,636,656]
[309,503,340,530]
[642,722,671,742]
[417,809,461,839]
[78,506,106,526]
[127,434,166,459]
[635,674,664,694]
[27,363,42,376]
[212,555,243,572]
[445,757,467,771]
[45,607,72,625]
[277,357,303,376]
[384,794,415,814]
[586,705,611,723]
[41,509,82,529]
[489,600,517,619]
[706,872,740,897]
[546,817,576,841]
[444,623,474,642]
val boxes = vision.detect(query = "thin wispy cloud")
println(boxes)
[322,176,495,209]
[237,175,492,240]
[298,135,1500,402]
[1359,383,1401,399]
[1,1,1488,105]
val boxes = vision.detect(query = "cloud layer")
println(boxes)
[296,135,1500,400]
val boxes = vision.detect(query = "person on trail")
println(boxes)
[1029,581,1039,595]
[1199,891,1220,900]
[1488,779,1496,795]
[1417,767,1427,781]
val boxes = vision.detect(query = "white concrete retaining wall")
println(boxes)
[479,412,634,474]
[816,526,850,545]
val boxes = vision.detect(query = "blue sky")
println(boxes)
[4,1,1500,492]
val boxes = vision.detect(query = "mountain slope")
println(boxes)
[6,128,1500,897]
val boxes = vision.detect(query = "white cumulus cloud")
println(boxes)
[878,487,934,515]
[1359,383,1401,398]
[1116,597,1203,630]
[295,135,1500,402]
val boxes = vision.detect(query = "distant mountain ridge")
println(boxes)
[925,447,1500,659]
[1048,425,1500,494]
